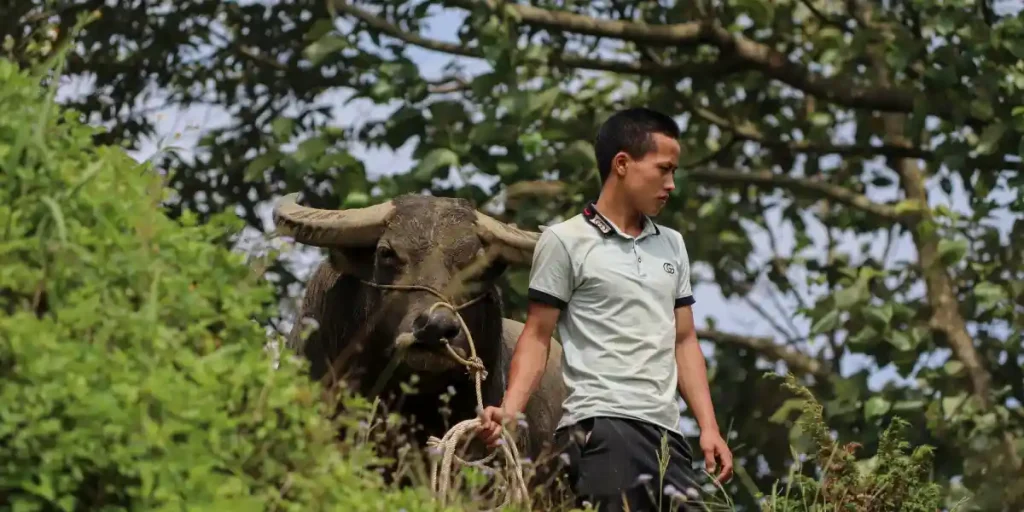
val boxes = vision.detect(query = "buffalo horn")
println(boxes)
[273,193,394,247]
[474,212,540,265]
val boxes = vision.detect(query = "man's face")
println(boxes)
[618,132,680,216]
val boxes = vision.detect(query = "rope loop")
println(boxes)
[360,279,531,510]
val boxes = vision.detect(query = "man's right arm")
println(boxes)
[478,229,573,445]
[499,302,560,417]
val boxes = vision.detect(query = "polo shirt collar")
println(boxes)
[582,201,661,239]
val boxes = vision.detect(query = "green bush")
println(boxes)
[0,57,454,512]
[751,375,945,512]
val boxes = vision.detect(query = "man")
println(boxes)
[476,107,733,510]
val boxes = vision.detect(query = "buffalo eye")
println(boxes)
[376,245,401,267]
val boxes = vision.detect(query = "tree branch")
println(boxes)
[326,4,1014,172]
[333,0,477,58]
[511,166,900,223]
[685,167,901,221]
[673,91,1021,170]
[677,94,927,160]
[332,0,726,77]
[696,329,829,379]
[447,0,980,126]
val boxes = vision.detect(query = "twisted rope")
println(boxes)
[362,281,531,510]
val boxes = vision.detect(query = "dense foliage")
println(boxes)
[2,0,1022,510]
[0,57,454,512]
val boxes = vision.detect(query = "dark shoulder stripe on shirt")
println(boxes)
[528,288,568,310]
[674,296,696,308]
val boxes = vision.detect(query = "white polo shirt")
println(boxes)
[527,202,695,434]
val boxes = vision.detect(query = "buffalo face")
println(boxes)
[273,193,539,374]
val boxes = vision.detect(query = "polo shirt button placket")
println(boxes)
[632,238,642,274]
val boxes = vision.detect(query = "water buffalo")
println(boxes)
[273,192,566,468]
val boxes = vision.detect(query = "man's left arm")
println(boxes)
[674,306,720,440]
[673,238,733,483]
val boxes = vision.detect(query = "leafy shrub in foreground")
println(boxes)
[756,374,945,512]
[0,57,454,511]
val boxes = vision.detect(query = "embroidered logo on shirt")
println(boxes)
[663,262,675,274]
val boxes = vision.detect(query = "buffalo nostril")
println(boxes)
[439,320,460,340]
[414,310,461,343]
[413,312,429,332]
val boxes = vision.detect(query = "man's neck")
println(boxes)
[594,186,644,237]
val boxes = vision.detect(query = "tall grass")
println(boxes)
[335,371,948,511]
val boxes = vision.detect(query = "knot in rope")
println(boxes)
[361,279,531,510]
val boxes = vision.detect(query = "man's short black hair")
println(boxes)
[594,107,680,183]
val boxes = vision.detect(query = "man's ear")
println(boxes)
[327,247,376,281]
[613,151,631,178]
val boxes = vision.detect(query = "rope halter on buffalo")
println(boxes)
[361,279,532,510]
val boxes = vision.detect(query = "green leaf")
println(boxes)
[1004,39,1024,60]
[496,161,518,178]
[942,394,968,418]
[270,117,294,142]
[719,230,743,244]
[937,238,969,265]
[944,360,965,376]
[847,326,879,349]
[316,151,359,171]
[975,122,1007,155]
[809,111,832,127]
[527,87,561,117]
[560,139,597,171]
[734,0,775,26]
[304,35,347,65]
[428,101,468,127]
[865,396,891,419]
[769,398,804,424]
[974,282,1006,310]
[810,310,841,335]
[888,330,914,351]
[834,282,868,310]
[293,136,330,163]
[413,147,459,180]
[697,199,719,219]
[969,99,994,121]
[864,303,897,327]
[40,196,67,243]
[891,399,926,412]
[244,153,278,182]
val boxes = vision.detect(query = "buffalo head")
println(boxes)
[273,193,539,379]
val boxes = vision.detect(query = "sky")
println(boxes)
[55,2,1022,431]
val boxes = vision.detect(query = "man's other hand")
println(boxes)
[700,430,734,483]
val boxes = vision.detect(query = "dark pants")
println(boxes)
[553,415,704,511]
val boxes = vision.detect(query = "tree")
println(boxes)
[4,0,1023,509]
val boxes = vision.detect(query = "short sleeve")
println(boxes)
[674,233,695,309]
[527,229,574,310]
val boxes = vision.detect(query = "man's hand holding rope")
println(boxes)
[477,405,519,448]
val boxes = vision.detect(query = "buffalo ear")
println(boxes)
[479,258,509,282]
[327,247,376,281]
